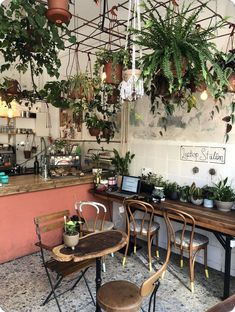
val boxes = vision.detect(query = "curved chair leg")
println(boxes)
[122,237,130,267]
[180,249,184,269]
[148,235,153,272]
[204,246,209,279]
[155,232,159,259]
[189,254,196,293]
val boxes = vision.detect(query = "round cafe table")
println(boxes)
[52,230,128,312]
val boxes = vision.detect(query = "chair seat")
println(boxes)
[130,219,160,235]
[85,220,114,232]
[97,280,142,312]
[175,230,209,248]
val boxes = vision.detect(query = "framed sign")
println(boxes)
[180,146,226,164]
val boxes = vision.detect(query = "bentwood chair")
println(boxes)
[165,207,209,293]
[97,210,171,312]
[122,199,160,272]
[206,294,235,312]
[75,201,114,272]
[34,210,95,312]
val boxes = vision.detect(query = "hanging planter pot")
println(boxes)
[104,62,122,85]
[228,73,235,92]
[107,87,120,104]
[46,0,72,24]
[89,128,101,137]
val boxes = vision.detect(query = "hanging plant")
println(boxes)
[94,49,129,84]
[46,0,72,24]
[132,0,230,118]
[0,0,76,85]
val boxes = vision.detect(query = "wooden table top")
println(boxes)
[94,192,235,237]
[52,230,128,262]
[0,174,93,197]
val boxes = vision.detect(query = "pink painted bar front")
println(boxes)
[0,183,97,263]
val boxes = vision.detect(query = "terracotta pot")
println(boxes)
[171,57,187,77]
[63,233,79,250]
[107,88,120,104]
[69,86,94,101]
[46,0,71,24]
[88,128,100,137]
[228,73,235,92]
[104,62,122,85]
[6,80,20,95]
[122,69,142,82]
[215,200,234,212]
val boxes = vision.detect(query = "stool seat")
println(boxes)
[97,280,142,312]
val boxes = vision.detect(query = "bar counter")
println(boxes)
[0,174,104,263]
[0,174,94,197]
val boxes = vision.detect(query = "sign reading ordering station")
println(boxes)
[180,146,226,164]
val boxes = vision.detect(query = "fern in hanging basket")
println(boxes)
[133,0,229,114]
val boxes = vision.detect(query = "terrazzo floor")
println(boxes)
[0,247,234,312]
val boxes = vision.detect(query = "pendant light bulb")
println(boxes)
[200,90,208,101]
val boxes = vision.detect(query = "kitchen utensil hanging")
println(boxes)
[31,134,37,153]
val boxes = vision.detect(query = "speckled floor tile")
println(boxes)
[0,248,234,312]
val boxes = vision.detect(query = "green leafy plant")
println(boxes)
[179,185,190,202]
[213,178,235,202]
[64,220,79,236]
[0,0,76,89]
[91,153,101,168]
[164,181,180,199]
[142,172,165,187]
[202,185,215,200]
[189,182,203,200]
[133,0,229,121]
[111,149,135,176]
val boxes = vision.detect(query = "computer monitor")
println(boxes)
[120,175,141,194]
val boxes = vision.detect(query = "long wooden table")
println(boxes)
[95,191,235,299]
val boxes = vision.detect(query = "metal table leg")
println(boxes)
[214,233,232,299]
[96,257,102,312]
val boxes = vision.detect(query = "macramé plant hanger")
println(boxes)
[119,0,144,102]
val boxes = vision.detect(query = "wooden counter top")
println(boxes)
[0,174,94,197]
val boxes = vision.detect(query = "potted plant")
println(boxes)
[213,178,235,212]
[189,182,203,205]
[133,0,229,120]
[63,218,80,250]
[46,0,72,24]
[179,185,190,203]
[0,0,76,91]
[202,185,215,208]
[91,153,102,176]
[94,49,129,84]
[164,181,179,200]
[68,73,98,102]
[40,80,71,108]
[84,114,102,137]
[111,149,135,186]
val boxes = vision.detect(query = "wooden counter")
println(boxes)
[0,174,94,197]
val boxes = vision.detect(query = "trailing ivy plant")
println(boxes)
[0,0,76,88]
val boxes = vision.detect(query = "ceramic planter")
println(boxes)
[122,69,142,82]
[63,232,79,250]
[46,0,71,24]
[203,199,214,208]
[190,196,203,206]
[104,62,122,84]
[214,200,235,212]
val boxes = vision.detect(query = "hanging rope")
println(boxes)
[119,0,144,102]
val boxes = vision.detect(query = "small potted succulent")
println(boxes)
[213,178,235,212]
[63,218,80,250]
[202,185,215,208]
[189,182,203,205]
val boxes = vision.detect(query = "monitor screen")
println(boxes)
[121,176,140,193]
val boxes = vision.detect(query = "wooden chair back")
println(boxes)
[164,207,196,252]
[139,210,171,297]
[75,201,107,233]
[124,199,155,236]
